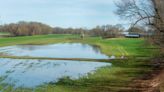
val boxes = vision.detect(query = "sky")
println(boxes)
[0,0,128,28]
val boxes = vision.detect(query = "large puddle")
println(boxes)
[0,43,109,59]
[0,58,111,88]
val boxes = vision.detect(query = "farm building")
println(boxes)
[125,34,140,38]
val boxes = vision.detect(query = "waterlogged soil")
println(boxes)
[0,58,111,89]
[0,43,112,91]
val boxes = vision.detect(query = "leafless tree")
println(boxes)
[1,21,53,36]
[115,0,164,46]
[128,26,146,34]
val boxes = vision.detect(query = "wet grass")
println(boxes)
[0,59,154,92]
[0,34,158,92]
[0,55,124,62]
[72,37,158,57]
[51,59,153,92]
[0,34,157,57]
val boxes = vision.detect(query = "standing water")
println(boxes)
[0,43,109,59]
[0,58,111,88]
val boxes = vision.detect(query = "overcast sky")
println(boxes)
[0,0,127,28]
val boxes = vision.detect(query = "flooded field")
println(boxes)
[0,58,111,89]
[0,43,112,91]
[0,43,109,59]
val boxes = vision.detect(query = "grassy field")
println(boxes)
[0,34,158,92]
[0,34,157,57]
[0,32,11,37]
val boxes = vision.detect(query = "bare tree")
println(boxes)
[128,26,146,35]
[1,21,53,36]
[115,0,164,46]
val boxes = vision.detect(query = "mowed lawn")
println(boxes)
[0,34,158,92]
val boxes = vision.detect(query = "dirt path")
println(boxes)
[130,58,164,92]
[133,70,164,92]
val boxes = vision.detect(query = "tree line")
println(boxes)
[0,22,128,38]
[53,24,126,38]
[0,21,53,36]
[0,23,149,39]
[0,0,163,43]
[1,21,147,38]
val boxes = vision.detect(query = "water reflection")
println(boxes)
[0,58,111,88]
[0,43,109,59]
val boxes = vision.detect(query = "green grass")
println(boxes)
[0,59,154,92]
[71,37,157,57]
[48,58,153,92]
[0,32,10,35]
[0,34,78,46]
[0,32,11,37]
[0,34,158,92]
[0,34,157,57]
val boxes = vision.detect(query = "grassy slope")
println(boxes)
[0,34,157,92]
[72,37,156,57]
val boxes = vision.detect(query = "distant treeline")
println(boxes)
[0,21,52,36]
[53,24,124,38]
[0,21,147,38]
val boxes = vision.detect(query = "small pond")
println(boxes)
[0,43,109,59]
[0,58,111,88]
